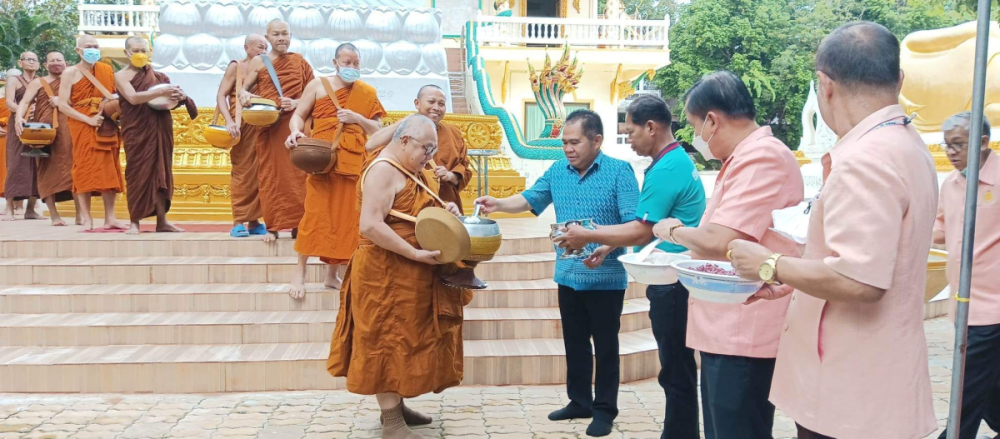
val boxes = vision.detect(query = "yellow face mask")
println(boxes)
[129,52,149,68]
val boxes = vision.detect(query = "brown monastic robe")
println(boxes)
[119,66,197,222]
[433,123,473,214]
[227,60,262,223]
[295,79,385,264]
[0,97,9,196]
[327,149,472,397]
[33,77,74,202]
[253,53,313,231]
[5,76,39,201]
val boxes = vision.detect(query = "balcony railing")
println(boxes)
[78,0,159,35]
[474,15,669,48]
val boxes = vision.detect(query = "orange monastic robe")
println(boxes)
[254,53,313,232]
[295,80,385,264]
[228,60,262,223]
[0,98,9,196]
[327,151,472,397]
[433,123,472,214]
[68,62,123,195]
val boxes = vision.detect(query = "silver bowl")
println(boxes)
[147,84,181,111]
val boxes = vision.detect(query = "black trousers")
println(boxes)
[700,352,777,439]
[646,283,699,439]
[939,323,1000,439]
[557,284,626,422]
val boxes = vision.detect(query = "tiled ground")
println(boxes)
[0,319,995,439]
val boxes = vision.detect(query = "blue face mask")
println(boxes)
[338,66,360,83]
[81,48,102,64]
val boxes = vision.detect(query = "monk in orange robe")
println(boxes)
[115,37,196,235]
[240,19,313,242]
[4,54,41,221]
[286,43,386,299]
[58,35,125,231]
[0,84,11,201]
[367,85,473,213]
[216,34,267,237]
[327,115,470,439]
[14,51,80,226]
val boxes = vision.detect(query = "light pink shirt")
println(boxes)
[935,151,1000,326]
[686,126,804,358]
[770,105,937,439]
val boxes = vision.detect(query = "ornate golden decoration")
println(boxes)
[460,184,523,199]
[174,184,231,203]
[383,111,505,151]
[573,0,580,13]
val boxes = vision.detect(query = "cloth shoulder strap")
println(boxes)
[213,60,244,127]
[260,54,283,98]
[39,79,58,129]
[16,76,29,87]
[77,65,114,100]
[320,76,344,111]
[360,157,447,222]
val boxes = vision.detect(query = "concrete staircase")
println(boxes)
[446,47,469,114]
[0,220,658,393]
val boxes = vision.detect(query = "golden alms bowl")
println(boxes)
[203,124,239,149]
[242,97,279,126]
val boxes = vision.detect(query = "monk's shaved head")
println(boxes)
[46,51,65,62]
[125,36,148,51]
[393,114,436,142]
[266,19,289,35]
[76,34,99,49]
[265,19,291,54]
[18,51,39,73]
[245,33,266,46]
[417,84,445,99]
[392,114,439,171]
[335,43,359,59]
[414,84,447,123]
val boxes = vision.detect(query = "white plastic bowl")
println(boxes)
[672,260,764,304]
[619,252,690,285]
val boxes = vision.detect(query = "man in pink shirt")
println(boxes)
[934,111,1000,439]
[728,21,938,439]
[651,71,804,439]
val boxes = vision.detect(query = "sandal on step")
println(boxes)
[247,223,268,235]
[230,224,250,238]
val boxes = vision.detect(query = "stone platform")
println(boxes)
[0,214,659,394]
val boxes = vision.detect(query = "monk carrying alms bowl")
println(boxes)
[413,203,502,289]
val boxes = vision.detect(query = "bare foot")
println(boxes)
[81,217,94,231]
[262,231,278,243]
[50,218,67,227]
[104,219,128,230]
[13,202,24,216]
[125,223,141,235]
[1,212,14,222]
[156,222,185,233]
[76,213,83,226]
[324,266,343,290]
[289,271,306,300]
[24,210,43,220]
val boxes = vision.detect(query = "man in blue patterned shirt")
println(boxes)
[476,109,639,437]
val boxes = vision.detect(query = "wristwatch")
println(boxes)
[759,253,784,285]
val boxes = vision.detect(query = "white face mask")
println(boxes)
[693,120,716,161]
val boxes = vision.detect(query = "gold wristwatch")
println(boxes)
[759,253,784,285]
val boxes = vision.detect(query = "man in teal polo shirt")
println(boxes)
[556,94,705,439]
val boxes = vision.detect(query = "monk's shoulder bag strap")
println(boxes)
[318,76,348,174]
[38,79,58,130]
[259,54,284,99]
[360,157,448,223]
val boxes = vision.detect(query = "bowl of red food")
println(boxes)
[671,260,764,304]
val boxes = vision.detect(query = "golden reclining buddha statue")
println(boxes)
[899,20,1000,134]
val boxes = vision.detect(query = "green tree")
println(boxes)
[0,0,79,73]
[597,0,680,20]
[653,0,977,163]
